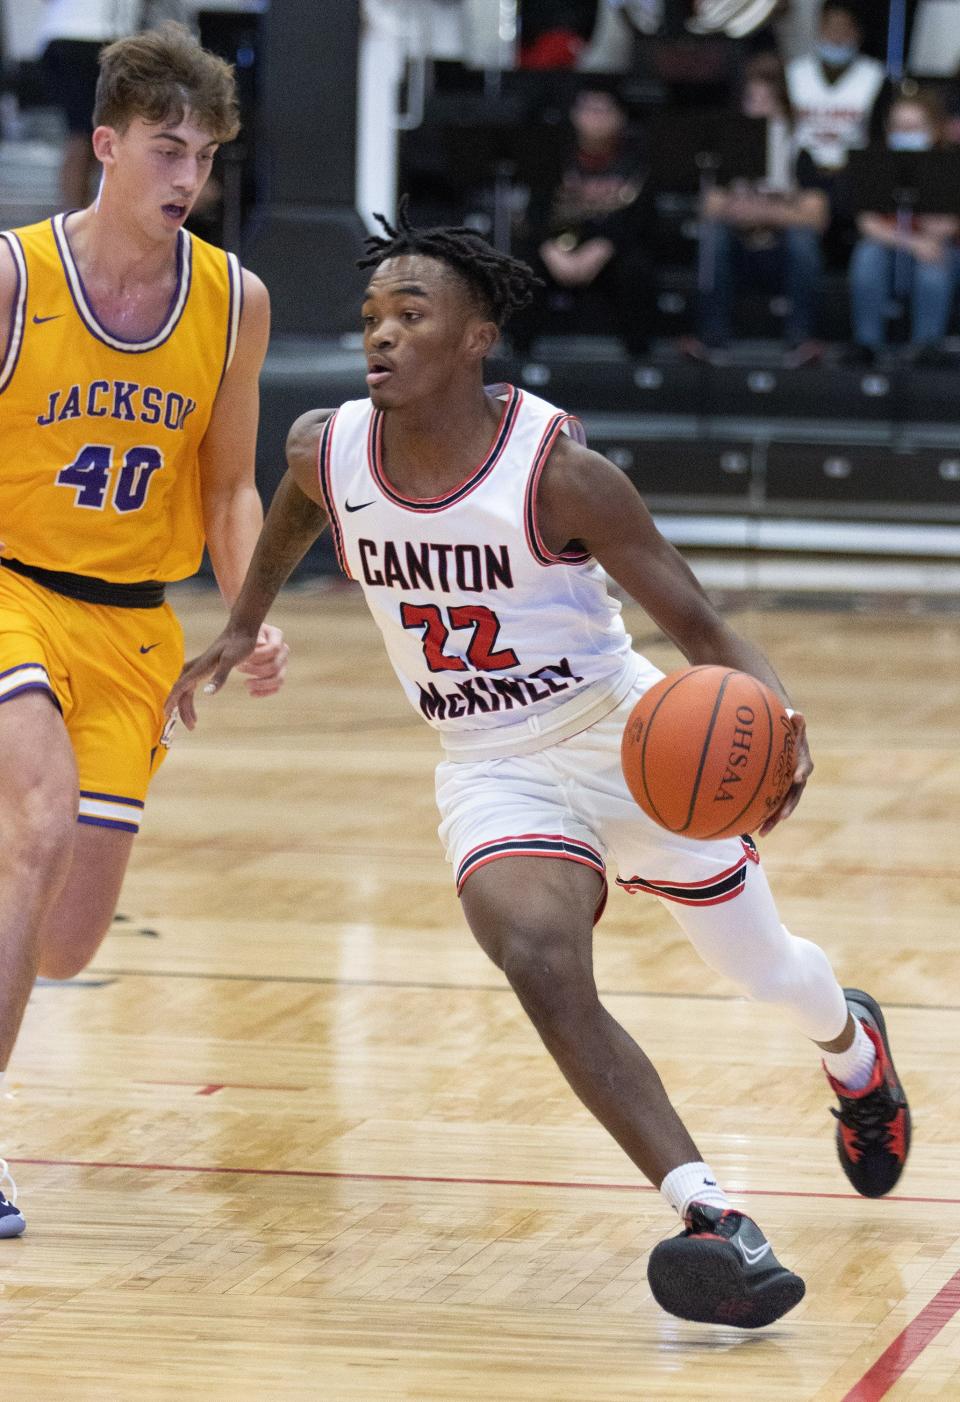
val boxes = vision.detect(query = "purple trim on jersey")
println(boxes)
[0,232,26,397]
[0,681,62,712]
[368,385,522,513]
[52,213,192,353]
[524,414,592,568]
[317,411,349,576]
[218,252,241,388]
[79,789,145,809]
[77,814,140,834]
[0,661,48,681]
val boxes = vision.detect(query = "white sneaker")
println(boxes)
[0,1159,26,1237]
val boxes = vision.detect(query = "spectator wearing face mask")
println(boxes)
[786,3,886,174]
[845,92,960,365]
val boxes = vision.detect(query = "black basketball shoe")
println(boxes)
[826,988,911,1198]
[647,1203,805,1328]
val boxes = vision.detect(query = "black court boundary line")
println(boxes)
[85,966,960,1013]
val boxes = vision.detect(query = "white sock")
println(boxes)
[660,1161,732,1218]
[823,1017,877,1091]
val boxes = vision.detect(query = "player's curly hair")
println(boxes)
[357,198,541,327]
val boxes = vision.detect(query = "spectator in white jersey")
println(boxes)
[786,2,886,174]
[169,206,912,1333]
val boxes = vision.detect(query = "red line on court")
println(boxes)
[7,1156,960,1206]
[138,1080,305,1096]
[12,1157,960,1388]
[843,1268,960,1401]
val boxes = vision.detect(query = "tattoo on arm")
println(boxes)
[231,472,329,630]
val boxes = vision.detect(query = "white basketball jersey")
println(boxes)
[320,384,639,740]
[786,54,885,170]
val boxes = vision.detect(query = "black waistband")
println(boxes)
[1,557,166,609]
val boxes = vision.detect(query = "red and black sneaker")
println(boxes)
[827,988,911,1198]
[647,1202,805,1328]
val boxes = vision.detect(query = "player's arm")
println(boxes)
[198,268,289,697]
[167,410,331,728]
[200,268,271,603]
[538,437,811,830]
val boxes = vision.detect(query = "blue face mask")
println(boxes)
[817,41,857,65]
[887,130,934,152]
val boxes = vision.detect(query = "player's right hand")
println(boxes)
[165,626,259,730]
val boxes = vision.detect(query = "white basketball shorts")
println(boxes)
[435,660,759,920]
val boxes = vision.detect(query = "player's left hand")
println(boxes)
[235,623,289,697]
[758,711,812,837]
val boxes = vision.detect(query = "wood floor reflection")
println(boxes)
[3,582,958,1401]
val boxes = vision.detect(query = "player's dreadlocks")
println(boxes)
[357,198,541,327]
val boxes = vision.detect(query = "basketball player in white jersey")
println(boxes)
[169,208,911,1329]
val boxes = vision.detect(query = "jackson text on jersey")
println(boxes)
[0,213,243,583]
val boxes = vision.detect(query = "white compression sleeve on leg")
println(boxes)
[660,860,848,1042]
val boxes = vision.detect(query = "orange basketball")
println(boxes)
[621,666,796,840]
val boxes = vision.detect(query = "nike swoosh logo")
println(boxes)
[32,313,64,324]
[735,1238,771,1267]
[344,499,375,513]
[139,643,161,654]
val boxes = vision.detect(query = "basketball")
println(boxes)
[621,666,796,840]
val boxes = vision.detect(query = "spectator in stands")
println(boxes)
[944,63,960,146]
[38,1,135,208]
[846,91,960,366]
[510,80,657,359]
[37,0,187,209]
[686,56,829,363]
[786,2,886,174]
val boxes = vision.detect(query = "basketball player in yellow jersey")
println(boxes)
[0,23,288,1235]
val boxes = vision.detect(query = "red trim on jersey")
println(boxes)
[524,413,592,567]
[367,385,522,513]
[316,411,350,578]
[628,846,753,890]
[616,838,757,906]
[455,830,608,925]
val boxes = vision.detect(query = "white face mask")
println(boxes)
[887,130,934,152]
[817,41,858,65]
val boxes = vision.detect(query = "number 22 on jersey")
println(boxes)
[401,602,520,674]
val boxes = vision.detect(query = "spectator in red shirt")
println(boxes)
[511,81,657,358]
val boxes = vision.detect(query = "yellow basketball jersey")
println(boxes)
[0,214,242,582]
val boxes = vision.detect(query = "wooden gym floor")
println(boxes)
[2,580,959,1401]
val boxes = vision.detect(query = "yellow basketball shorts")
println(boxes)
[0,566,184,834]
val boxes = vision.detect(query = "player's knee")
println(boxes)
[6,775,75,880]
[738,938,826,1010]
[501,929,595,1027]
[38,948,92,981]
[37,913,112,981]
